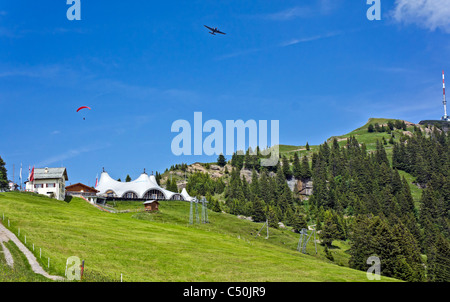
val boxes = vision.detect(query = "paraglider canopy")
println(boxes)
[77,106,91,120]
[76,106,91,112]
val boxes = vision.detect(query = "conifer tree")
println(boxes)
[0,156,8,191]
[281,155,292,179]
[224,168,244,201]
[321,211,339,248]
[251,198,266,222]
[241,175,250,201]
[266,205,279,228]
[249,169,260,201]
[301,156,312,179]
[217,154,227,167]
[292,152,302,179]
[427,233,450,282]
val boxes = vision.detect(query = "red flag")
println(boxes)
[30,166,35,182]
[95,174,98,187]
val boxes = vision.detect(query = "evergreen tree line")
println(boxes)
[392,127,449,185]
[309,138,415,219]
[223,164,307,231]
[165,177,179,193]
[368,120,407,133]
[186,172,225,198]
[230,147,277,173]
[167,163,188,172]
[282,153,312,180]
[309,133,449,282]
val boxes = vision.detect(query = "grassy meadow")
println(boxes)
[0,192,398,282]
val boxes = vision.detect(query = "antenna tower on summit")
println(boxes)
[442,70,450,121]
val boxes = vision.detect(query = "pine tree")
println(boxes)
[290,210,308,232]
[281,155,292,179]
[224,168,244,201]
[249,169,260,201]
[419,186,439,227]
[321,210,339,248]
[300,156,312,179]
[258,169,271,204]
[251,198,266,222]
[266,205,279,228]
[427,233,450,282]
[0,156,8,191]
[387,121,394,130]
[292,152,302,179]
[207,194,221,212]
[390,220,426,281]
[217,154,227,167]
[166,177,178,192]
[231,152,244,170]
[374,140,389,167]
[241,175,250,201]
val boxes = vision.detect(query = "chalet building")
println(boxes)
[66,183,100,204]
[25,167,68,201]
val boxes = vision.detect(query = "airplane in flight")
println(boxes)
[204,25,226,35]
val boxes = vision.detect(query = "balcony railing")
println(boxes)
[66,192,98,197]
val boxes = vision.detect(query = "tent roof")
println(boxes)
[96,171,187,200]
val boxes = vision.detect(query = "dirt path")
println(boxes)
[285,148,306,153]
[0,222,64,281]
[0,241,14,268]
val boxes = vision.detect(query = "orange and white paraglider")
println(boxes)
[76,106,91,120]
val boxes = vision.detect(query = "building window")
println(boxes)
[143,189,165,200]
[123,192,138,199]
[47,183,56,188]
[34,184,43,189]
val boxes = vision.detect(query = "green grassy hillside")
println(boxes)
[281,118,419,156]
[0,192,398,282]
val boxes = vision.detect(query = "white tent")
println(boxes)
[95,171,188,201]
[181,188,195,202]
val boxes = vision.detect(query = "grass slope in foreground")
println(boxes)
[0,192,398,282]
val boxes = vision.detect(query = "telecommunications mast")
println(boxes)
[442,70,449,121]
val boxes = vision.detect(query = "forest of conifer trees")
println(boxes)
[184,124,449,282]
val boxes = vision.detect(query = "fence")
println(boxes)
[0,212,125,282]
[0,212,57,277]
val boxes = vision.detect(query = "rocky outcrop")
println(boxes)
[297,179,313,196]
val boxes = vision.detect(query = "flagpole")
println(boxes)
[20,163,22,191]
[30,166,35,193]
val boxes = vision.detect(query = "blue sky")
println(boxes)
[1,0,450,186]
